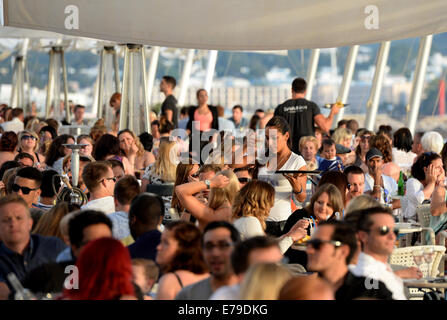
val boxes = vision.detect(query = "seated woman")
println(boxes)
[175,169,239,231]
[170,160,200,221]
[370,134,401,182]
[17,130,44,166]
[93,133,134,176]
[155,221,209,300]
[281,183,344,266]
[45,134,75,174]
[118,129,150,172]
[392,128,417,175]
[353,129,374,174]
[138,132,156,167]
[402,152,443,221]
[141,140,178,218]
[232,180,307,254]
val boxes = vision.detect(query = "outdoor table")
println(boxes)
[395,222,422,247]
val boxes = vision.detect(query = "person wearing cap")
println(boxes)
[364,148,398,206]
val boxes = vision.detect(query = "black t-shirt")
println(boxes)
[161,94,178,128]
[274,98,321,154]
[335,271,394,300]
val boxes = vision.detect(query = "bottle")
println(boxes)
[398,171,405,196]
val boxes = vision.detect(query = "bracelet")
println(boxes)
[373,185,382,189]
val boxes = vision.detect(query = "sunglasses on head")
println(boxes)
[305,239,342,250]
[12,183,39,195]
[238,177,251,183]
[21,135,36,141]
[364,225,399,237]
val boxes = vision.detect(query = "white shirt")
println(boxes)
[364,173,398,204]
[392,148,417,173]
[209,283,240,300]
[349,252,407,300]
[402,178,425,220]
[0,117,24,133]
[233,216,293,254]
[258,152,306,221]
[109,210,131,240]
[218,117,236,132]
[81,196,115,214]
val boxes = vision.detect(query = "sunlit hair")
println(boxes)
[239,263,292,300]
[332,127,352,146]
[369,134,392,163]
[64,237,134,300]
[421,131,444,154]
[345,194,381,216]
[208,169,240,211]
[32,202,71,240]
[299,136,318,153]
[355,129,375,158]
[118,129,145,158]
[305,183,344,218]
[25,117,40,132]
[150,140,178,183]
[171,161,197,212]
[232,180,275,230]
[162,221,208,274]
[17,130,40,152]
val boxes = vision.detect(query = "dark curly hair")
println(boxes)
[0,131,18,152]
[45,134,74,167]
[162,221,208,274]
[411,152,442,182]
[92,134,122,161]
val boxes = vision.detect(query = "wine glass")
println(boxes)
[423,248,435,279]
[412,250,425,278]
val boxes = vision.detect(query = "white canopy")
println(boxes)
[2,0,447,50]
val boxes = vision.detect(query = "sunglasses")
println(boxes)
[12,183,39,195]
[99,177,117,183]
[21,135,36,141]
[238,177,251,183]
[191,172,200,178]
[364,226,399,237]
[360,136,371,141]
[305,239,342,250]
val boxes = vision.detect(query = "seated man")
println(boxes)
[349,206,407,300]
[306,220,393,300]
[81,161,116,214]
[344,165,365,205]
[14,153,34,168]
[128,193,163,261]
[0,195,67,299]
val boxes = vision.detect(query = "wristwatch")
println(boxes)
[204,180,211,189]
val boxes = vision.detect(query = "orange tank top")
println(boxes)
[194,108,213,132]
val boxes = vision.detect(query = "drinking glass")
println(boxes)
[412,250,425,277]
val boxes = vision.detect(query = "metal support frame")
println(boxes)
[364,41,391,131]
[146,46,160,107]
[407,35,433,135]
[178,49,195,107]
[305,49,320,100]
[119,44,150,134]
[204,50,218,93]
[334,45,359,125]
[45,46,70,123]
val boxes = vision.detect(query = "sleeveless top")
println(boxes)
[193,108,213,132]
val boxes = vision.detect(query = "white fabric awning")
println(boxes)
[2,0,447,50]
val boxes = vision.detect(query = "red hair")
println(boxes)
[64,237,134,300]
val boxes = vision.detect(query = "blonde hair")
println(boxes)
[118,129,145,158]
[17,130,40,152]
[299,136,319,153]
[306,161,317,171]
[151,140,178,183]
[25,117,39,132]
[232,180,275,230]
[208,170,240,210]
[345,194,381,216]
[33,202,71,240]
[332,128,352,145]
[239,263,292,300]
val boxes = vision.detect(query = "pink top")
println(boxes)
[194,108,213,132]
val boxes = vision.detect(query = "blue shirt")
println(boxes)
[127,229,161,261]
[0,234,67,289]
[318,156,344,172]
[229,117,248,130]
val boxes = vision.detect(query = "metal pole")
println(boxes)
[97,48,105,119]
[364,41,390,131]
[178,49,195,106]
[407,35,433,135]
[334,45,359,125]
[204,50,218,93]
[128,48,135,132]
[61,48,71,124]
[113,49,121,92]
[10,58,18,108]
[18,58,24,110]
[119,46,130,131]
[45,48,55,118]
[141,47,151,134]
[305,49,320,100]
[146,46,159,108]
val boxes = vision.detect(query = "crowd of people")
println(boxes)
[0,75,446,300]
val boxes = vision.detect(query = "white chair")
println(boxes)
[416,204,436,245]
